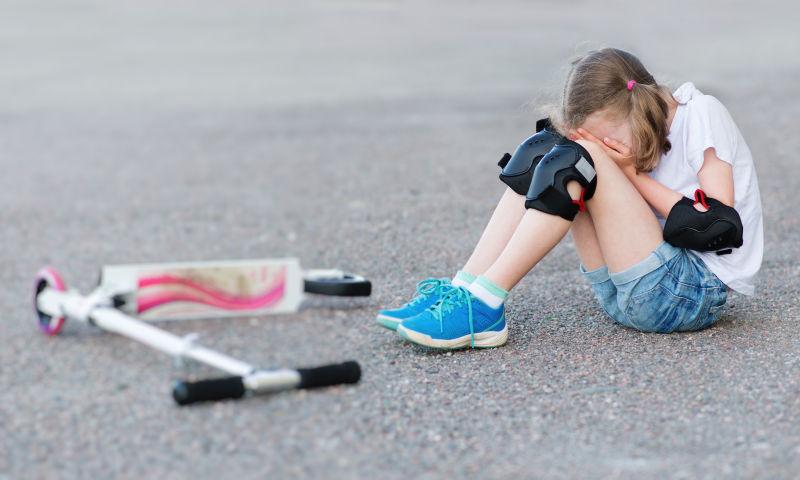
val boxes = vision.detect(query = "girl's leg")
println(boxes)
[397,174,599,348]
[375,187,527,330]
[397,142,665,349]
[483,140,664,290]
[570,211,606,271]
[460,187,528,277]
[569,208,626,325]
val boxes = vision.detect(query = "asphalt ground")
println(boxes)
[1,1,799,478]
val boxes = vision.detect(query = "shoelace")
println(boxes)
[408,278,449,306]
[429,286,475,347]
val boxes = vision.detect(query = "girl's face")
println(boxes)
[569,109,634,150]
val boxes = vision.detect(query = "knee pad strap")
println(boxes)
[524,139,597,221]
[498,119,562,196]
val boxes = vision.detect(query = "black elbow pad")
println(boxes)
[663,189,744,255]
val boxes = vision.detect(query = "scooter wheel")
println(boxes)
[303,271,371,297]
[34,267,67,336]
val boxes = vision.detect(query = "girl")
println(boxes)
[376,48,763,349]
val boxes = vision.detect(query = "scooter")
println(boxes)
[33,258,370,405]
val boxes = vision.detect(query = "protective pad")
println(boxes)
[663,189,743,255]
[498,119,562,196]
[525,139,597,221]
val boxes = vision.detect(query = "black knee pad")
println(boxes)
[498,118,562,196]
[524,139,597,221]
[663,189,744,255]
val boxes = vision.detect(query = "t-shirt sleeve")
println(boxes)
[685,95,739,174]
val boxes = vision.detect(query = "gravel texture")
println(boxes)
[2,1,799,478]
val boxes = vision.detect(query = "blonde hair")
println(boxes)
[554,48,671,172]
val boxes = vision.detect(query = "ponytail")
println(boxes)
[628,81,671,172]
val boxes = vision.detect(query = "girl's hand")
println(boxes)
[575,128,636,174]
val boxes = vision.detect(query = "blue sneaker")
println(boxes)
[376,278,453,331]
[397,287,507,349]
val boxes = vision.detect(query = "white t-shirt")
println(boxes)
[648,82,763,295]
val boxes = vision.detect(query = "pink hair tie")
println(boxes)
[626,79,636,91]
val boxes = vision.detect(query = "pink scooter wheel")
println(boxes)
[34,267,67,336]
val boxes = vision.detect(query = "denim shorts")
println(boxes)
[580,241,728,333]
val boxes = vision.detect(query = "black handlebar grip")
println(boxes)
[297,361,361,389]
[172,376,246,406]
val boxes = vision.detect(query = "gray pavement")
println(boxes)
[2,1,799,478]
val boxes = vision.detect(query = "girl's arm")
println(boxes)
[575,129,735,216]
[624,147,735,217]
[695,147,735,206]
[622,167,682,218]
[574,129,683,217]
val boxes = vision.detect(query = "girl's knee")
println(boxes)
[575,139,613,169]
[574,139,637,190]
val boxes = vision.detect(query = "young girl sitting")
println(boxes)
[376,48,763,349]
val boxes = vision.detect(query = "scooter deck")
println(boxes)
[99,258,304,321]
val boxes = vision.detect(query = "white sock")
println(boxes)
[451,270,476,288]
[467,275,509,309]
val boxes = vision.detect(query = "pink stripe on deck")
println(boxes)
[136,269,286,314]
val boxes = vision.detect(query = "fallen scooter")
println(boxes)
[33,258,370,405]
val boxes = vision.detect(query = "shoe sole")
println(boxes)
[375,314,401,331]
[396,324,508,349]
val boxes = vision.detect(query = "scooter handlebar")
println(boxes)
[297,361,362,389]
[172,361,361,406]
[172,376,246,405]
